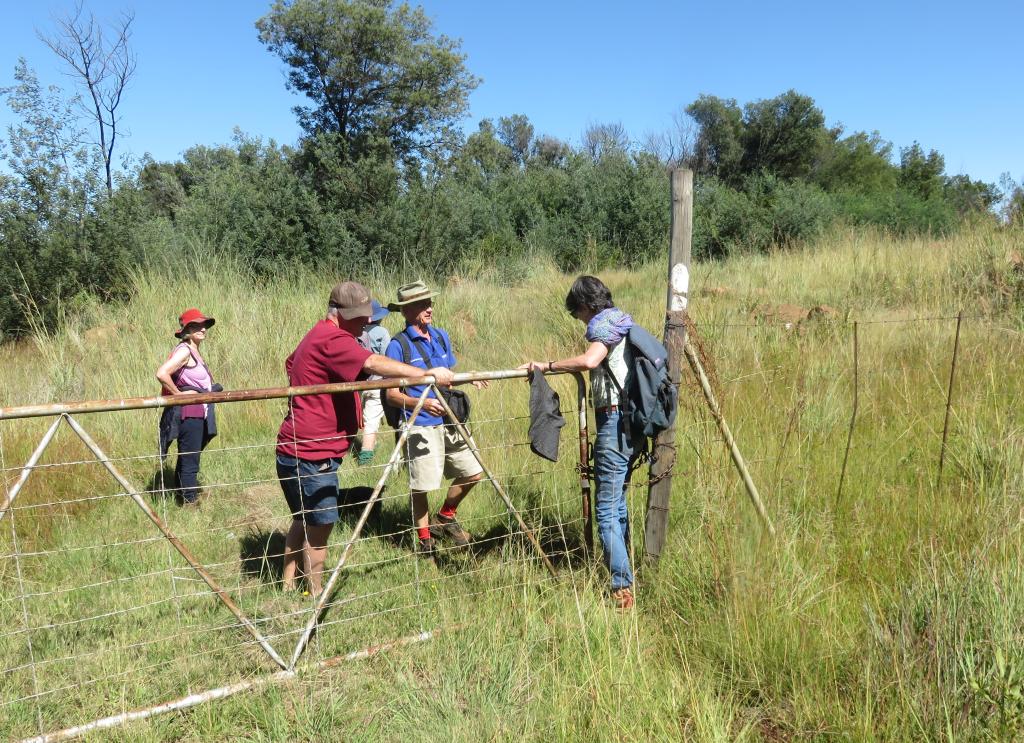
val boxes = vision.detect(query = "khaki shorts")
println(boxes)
[361,389,384,435]
[405,424,482,492]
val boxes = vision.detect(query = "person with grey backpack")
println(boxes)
[521,275,676,610]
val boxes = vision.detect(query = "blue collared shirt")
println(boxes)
[384,324,456,426]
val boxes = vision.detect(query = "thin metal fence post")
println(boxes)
[835,322,859,509]
[937,310,964,488]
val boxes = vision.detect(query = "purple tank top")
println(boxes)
[172,343,212,418]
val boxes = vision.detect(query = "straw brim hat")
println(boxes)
[387,281,439,311]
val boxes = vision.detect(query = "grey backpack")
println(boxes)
[603,325,678,443]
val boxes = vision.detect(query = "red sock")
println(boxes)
[438,503,457,520]
[418,526,431,541]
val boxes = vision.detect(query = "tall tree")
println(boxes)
[814,130,897,193]
[1,59,95,221]
[0,59,100,337]
[583,122,629,161]
[685,95,745,184]
[999,173,1024,224]
[39,2,136,197]
[740,90,830,180]
[256,0,479,161]
[898,142,945,199]
[497,114,533,166]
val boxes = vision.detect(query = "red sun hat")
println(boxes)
[175,308,216,338]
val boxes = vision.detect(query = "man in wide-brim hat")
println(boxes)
[385,280,439,312]
[384,280,488,557]
[276,280,455,597]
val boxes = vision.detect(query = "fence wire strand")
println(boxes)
[0,373,592,741]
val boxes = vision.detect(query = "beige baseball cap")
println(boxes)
[329,281,373,320]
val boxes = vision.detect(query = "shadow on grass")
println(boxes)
[463,520,589,572]
[237,486,391,589]
[142,464,186,507]
[239,528,287,583]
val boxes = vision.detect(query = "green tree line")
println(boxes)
[1,0,1018,339]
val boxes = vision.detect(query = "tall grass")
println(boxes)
[2,223,1024,740]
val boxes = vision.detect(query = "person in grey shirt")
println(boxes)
[357,300,392,465]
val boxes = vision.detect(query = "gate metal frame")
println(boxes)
[0,369,589,741]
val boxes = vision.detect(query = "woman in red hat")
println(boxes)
[156,308,220,505]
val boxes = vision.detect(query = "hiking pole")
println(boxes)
[430,385,558,577]
[682,339,776,537]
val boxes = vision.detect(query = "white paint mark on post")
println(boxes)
[670,263,689,311]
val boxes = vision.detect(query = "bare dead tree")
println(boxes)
[583,121,629,160]
[643,110,698,168]
[39,2,136,196]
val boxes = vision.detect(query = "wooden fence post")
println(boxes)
[645,168,692,562]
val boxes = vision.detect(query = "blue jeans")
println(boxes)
[594,410,636,590]
[276,454,341,525]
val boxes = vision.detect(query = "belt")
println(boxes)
[594,405,619,414]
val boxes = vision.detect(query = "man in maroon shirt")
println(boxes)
[277,281,454,597]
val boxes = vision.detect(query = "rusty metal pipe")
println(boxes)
[0,369,560,421]
[570,373,593,554]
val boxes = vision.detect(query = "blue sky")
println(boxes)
[1,0,1020,186]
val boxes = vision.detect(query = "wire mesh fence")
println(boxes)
[0,370,591,741]
[2,312,1023,740]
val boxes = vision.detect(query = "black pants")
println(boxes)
[175,417,208,503]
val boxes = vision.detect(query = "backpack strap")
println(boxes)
[407,327,450,370]
[395,332,414,365]
[599,342,637,453]
[434,328,452,359]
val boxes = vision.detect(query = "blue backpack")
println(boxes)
[603,325,678,444]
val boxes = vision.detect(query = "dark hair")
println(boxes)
[565,275,613,315]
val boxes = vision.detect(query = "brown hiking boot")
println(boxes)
[611,587,635,610]
[416,537,439,558]
[429,513,471,548]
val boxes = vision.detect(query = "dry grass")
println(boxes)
[2,223,1024,741]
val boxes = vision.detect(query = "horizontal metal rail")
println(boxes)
[0,368,553,421]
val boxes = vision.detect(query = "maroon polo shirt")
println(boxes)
[276,320,373,460]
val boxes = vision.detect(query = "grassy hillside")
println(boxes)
[2,225,1024,741]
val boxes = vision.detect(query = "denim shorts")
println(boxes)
[276,453,340,525]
